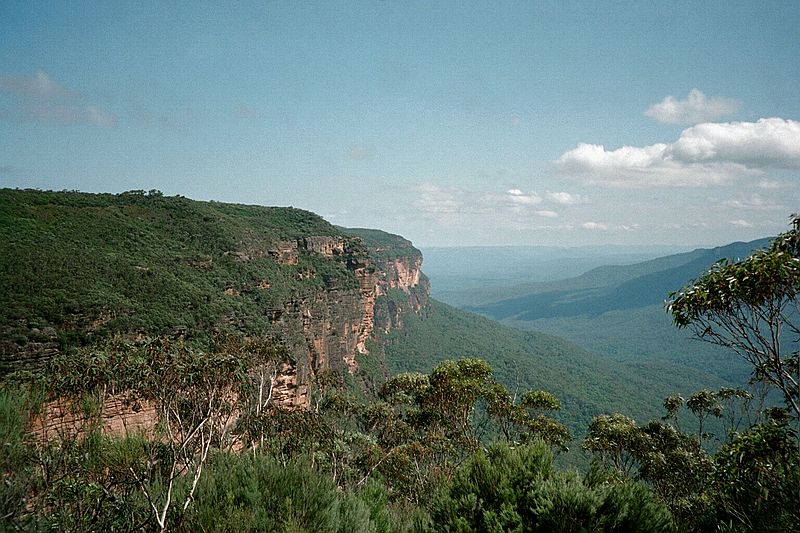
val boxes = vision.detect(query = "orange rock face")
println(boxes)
[32,394,158,442]
[31,234,431,436]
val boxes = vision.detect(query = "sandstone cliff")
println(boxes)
[29,230,430,437]
[1,190,431,420]
[268,231,429,408]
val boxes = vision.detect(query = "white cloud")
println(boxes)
[558,142,669,172]
[581,221,608,230]
[756,179,783,190]
[645,89,739,125]
[413,183,462,219]
[667,118,800,167]
[505,188,542,205]
[0,70,116,127]
[556,118,800,187]
[720,195,783,211]
[411,184,570,230]
[729,219,753,227]
[545,191,587,205]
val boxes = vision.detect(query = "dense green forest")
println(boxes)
[382,298,675,438]
[1,190,798,531]
[430,240,779,410]
[0,188,365,372]
[380,298,762,445]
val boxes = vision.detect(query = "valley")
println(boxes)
[1,189,797,531]
[428,240,776,401]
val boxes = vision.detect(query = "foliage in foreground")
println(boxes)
[668,215,800,417]
[583,392,800,532]
[1,338,570,531]
[4,344,800,532]
[186,453,421,533]
[428,441,674,533]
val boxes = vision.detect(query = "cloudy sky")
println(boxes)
[1,1,798,246]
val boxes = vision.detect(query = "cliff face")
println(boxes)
[372,255,430,334]
[1,190,431,419]
[28,231,430,437]
[346,228,431,338]
[268,233,429,408]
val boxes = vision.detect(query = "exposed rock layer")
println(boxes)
[5,195,429,431]
[270,235,429,406]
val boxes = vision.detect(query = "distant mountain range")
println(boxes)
[425,238,778,419]
[421,244,694,296]
[467,239,771,321]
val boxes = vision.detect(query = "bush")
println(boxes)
[428,441,674,533]
[711,420,800,532]
[186,453,405,533]
[0,387,33,527]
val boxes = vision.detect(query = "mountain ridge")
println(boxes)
[0,188,428,408]
[467,238,772,320]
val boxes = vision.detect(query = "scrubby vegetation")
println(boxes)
[1,191,798,531]
[0,188,362,372]
[4,341,797,531]
[1,341,573,531]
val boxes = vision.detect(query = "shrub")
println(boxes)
[428,441,674,533]
[186,453,403,533]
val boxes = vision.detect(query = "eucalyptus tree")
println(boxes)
[668,215,800,417]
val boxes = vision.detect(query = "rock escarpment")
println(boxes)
[268,232,429,408]
[0,190,431,416]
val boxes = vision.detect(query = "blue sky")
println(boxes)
[1,1,798,246]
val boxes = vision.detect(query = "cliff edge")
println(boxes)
[0,189,430,410]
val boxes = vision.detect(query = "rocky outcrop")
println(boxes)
[354,263,376,356]
[32,394,158,442]
[371,254,430,334]
[267,241,299,265]
[375,256,422,297]
[301,236,346,257]
[271,360,310,408]
[288,288,367,376]
[28,239,429,441]
[267,233,430,406]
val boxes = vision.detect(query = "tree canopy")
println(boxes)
[668,215,800,416]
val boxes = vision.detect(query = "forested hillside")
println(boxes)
[1,190,798,531]
[425,240,775,396]
[1,188,358,365]
[381,298,736,438]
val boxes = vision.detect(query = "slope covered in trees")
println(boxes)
[2,189,798,531]
[427,240,775,394]
[380,296,764,445]
[0,188,361,369]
